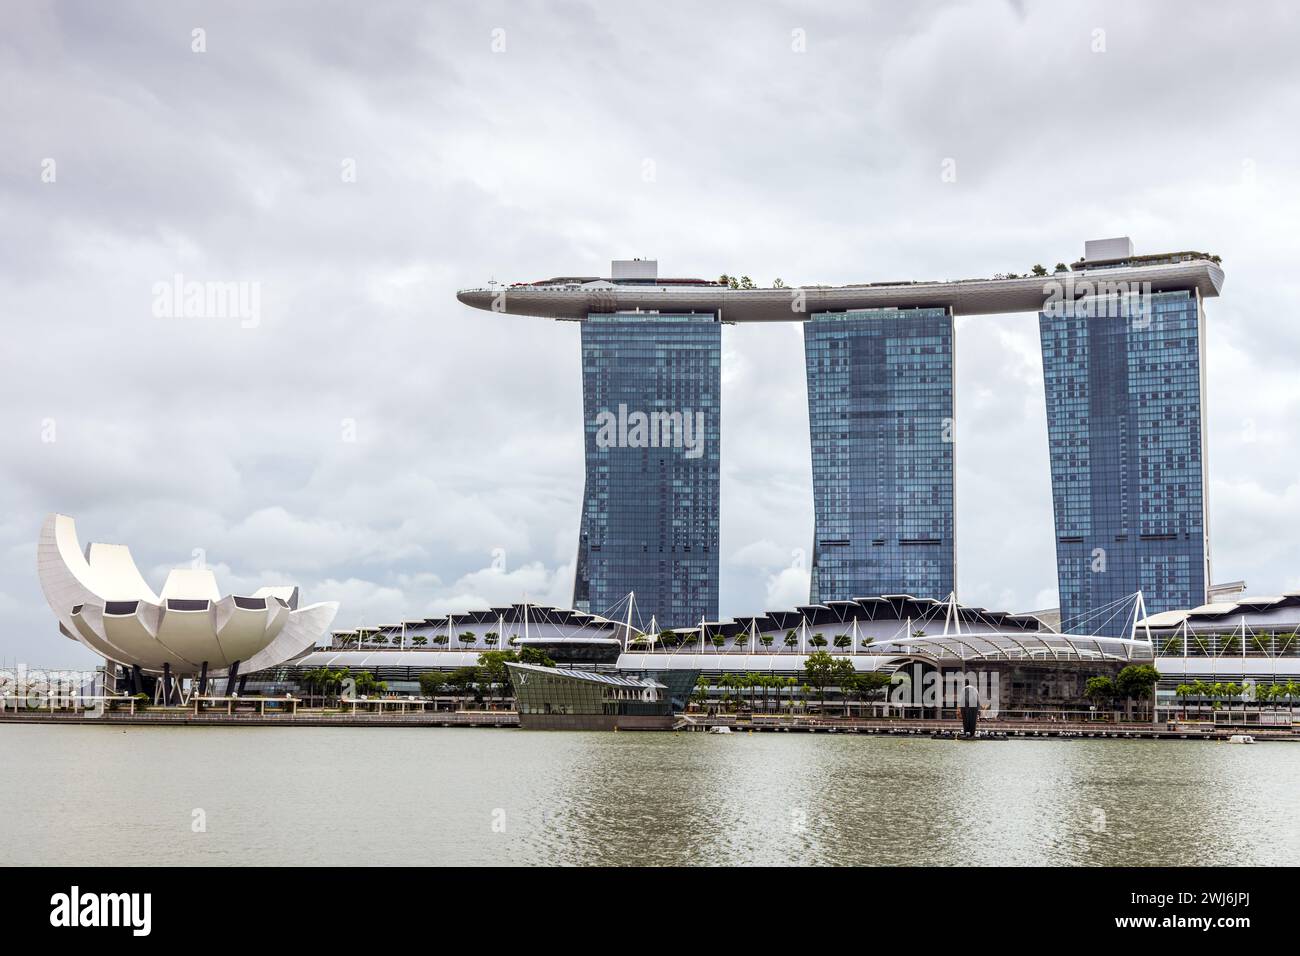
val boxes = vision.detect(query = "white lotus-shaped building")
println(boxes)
[37,513,338,681]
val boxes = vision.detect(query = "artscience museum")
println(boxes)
[36,513,339,700]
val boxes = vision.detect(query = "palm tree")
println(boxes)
[691,677,710,712]
[300,666,325,705]
[1191,679,1211,719]
[1257,682,1275,716]
[1175,683,1193,720]
[1218,683,1241,722]
[746,672,763,712]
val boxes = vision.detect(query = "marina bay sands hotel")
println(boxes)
[457,238,1224,637]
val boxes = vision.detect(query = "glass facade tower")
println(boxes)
[1039,289,1210,636]
[804,307,955,603]
[573,312,720,628]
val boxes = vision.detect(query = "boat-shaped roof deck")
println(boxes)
[457,256,1223,322]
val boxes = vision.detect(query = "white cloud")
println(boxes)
[5,0,1300,666]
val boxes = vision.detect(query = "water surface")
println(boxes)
[2,725,1293,865]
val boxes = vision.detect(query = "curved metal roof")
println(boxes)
[292,650,485,669]
[457,258,1223,323]
[868,631,1154,664]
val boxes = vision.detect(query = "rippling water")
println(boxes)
[2,725,1295,865]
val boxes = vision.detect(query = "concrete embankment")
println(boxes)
[0,710,520,728]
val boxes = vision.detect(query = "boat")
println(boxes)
[707,725,733,735]
[1227,734,1256,745]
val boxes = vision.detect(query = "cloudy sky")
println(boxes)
[5,0,1299,668]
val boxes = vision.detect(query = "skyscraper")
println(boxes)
[1039,288,1211,636]
[573,311,721,628]
[804,307,956,603]
[459,242,1223,635]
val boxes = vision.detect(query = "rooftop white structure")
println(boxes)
[37,513,338,677]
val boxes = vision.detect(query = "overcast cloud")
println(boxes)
[4,0,1300,667]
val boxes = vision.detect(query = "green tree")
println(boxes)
[1116,663,1162,720]
[478,650,518,708]
[355,671,387,698]
[830,658,857,716]
[446,666,481,706]
[1223,682,1243,721]
[833,633,851,652]
[300,666,323,704]
[759,632,774,649]
[803,650,836,713]
[458,631,477,650]
[418,671,447,697]
[484,631,499,647]
[858,672,893,717]
[1031,263,1048,276]
[517,646,556,667]
[1053,262,1068,273]
[809,632,828,649]
[1084,675,1115,715]
[784,630,798,652]
[1191,679,1211,718]
[411,634,428,648]
[691,676,710,710]
[760,674,779,712]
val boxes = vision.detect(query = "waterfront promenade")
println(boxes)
[3,707,1296,739]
